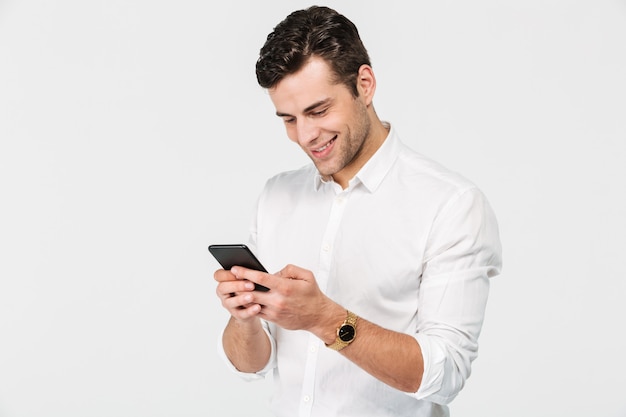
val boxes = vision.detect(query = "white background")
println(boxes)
[1,1,625,416]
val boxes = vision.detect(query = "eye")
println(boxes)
[312,108,327,117]
[283,117,296,125]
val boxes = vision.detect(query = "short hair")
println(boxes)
[256,6,371,97]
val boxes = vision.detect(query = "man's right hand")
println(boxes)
[214,268,263,320]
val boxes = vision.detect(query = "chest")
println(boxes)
[256,185,438,329]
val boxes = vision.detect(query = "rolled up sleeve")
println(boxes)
[216,319,277,381]
[413,187,502,403]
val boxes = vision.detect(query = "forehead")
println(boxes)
[268,57,346,111]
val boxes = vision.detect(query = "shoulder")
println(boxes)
[264,163,316,189]
[395,143,478,199]
[381,126,477,199]
[257,163,318,205]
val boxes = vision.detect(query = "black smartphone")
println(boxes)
[208,244,270,292]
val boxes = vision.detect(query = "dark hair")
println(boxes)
[256,6,371,97]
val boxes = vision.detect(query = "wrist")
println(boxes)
[229,315,263,337]
[311,303,346,345]
[325,310,358,351]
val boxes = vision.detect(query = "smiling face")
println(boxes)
[268,57,382,188]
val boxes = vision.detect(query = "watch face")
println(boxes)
[338,324,355,342]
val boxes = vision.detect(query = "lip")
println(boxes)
[311,136,337,159]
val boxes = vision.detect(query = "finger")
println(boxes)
[230,266,271,290]
[224,292,262,315]
[216,280,255,301]
[234,303,262,319]
[276,264,311,281]
[214,268,235,283]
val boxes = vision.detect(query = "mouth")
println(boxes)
[311,136,337,157]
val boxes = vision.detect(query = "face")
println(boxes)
[268,57,375,188]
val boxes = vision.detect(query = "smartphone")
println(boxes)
[208,244,270,292]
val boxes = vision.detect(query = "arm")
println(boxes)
[215,269,272,373]
[313,302,425,393]
[411,187,502,402]
[229,264,424,392]
[229,188,501,398]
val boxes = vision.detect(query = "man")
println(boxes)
[214,6,502,417]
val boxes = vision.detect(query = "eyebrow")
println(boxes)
[275,98,332,118]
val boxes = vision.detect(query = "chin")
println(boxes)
[315,164,337,178]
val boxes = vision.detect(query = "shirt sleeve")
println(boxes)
[412,186,502,404]
[216,319,277,381]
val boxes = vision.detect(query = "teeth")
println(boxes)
[315,139,334,152]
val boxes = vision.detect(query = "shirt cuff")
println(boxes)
[216,320,276,381]
[413,333,446,399]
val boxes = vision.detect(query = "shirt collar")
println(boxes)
[355,122,401,193]
[313,122,401,193]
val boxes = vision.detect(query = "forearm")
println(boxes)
[345,318,424,392]
[222,316,271,373]
[313,304,424,393]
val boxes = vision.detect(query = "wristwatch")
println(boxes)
[326,310,358,351]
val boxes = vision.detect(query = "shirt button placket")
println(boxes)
[319,192,350,269]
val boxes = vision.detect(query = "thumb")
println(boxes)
[276,264,312,282]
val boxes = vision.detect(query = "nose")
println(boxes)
[295,118,320,146]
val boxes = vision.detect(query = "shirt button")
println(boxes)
[322,243,331,252]
[309,345,317,353]
[303,395,311,403]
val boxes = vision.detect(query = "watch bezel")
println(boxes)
[338,323,356,342]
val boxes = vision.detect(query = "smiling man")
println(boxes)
[213,6,502,417]
[270,56,385,188]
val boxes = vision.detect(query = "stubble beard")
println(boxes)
[313,103,372,180]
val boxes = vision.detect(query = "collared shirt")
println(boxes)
[218,124,502,417]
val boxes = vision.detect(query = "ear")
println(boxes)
[356,64,376,106]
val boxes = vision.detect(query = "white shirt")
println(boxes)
[218,124,502,417]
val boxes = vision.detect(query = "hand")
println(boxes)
[214,268,263,321]
[215,268,272,373]
[228,264,339,333]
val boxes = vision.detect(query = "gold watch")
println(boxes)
[326,310,358,351]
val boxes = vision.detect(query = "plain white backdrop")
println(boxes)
[1,1,625,416]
